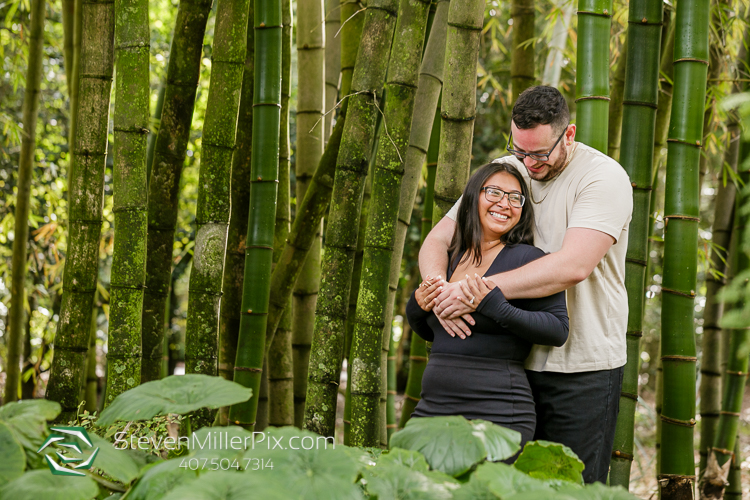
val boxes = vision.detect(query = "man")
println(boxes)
[419,86,633,483]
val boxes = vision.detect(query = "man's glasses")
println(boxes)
[506,125,568,162]
[481,187,525,208]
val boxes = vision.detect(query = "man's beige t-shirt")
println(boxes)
[445,143,633,373]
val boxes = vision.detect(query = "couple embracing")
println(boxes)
[406,86,633,484]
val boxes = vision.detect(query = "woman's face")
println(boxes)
[478,171,523,241]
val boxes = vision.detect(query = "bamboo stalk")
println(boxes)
[46,0,115,422]
[228,0,283,430]
[607,40,627,161]
[104,0,150,405]
[658,0,710,494]
[324,0,341,141]
[608,0,662,487]
[575,0,613,153]
[511,0,535,100]
[142,0,214,382]
[6,0,46,405]
[302,0,399,440]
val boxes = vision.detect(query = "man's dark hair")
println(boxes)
[512,86,569,134]
[448,162,535,267]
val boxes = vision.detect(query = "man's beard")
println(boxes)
[527,141,568,182]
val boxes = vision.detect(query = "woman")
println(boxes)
[406,162,568,446]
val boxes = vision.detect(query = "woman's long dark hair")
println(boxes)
[448,162,535,267]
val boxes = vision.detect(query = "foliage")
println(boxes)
[0,384,640,499]
[96,375,253,427]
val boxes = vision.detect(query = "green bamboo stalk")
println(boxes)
[302,0,399,439]
[6,0,46,405]
[268,0,294,428]
[608,0,662,487]
[386,327,397,442]
[104,0,150,405]
[575,0,613,153]
[658,0,710,493]
[398,98,439,429]
[256,361,269,430]
[292,0,325,428]
[141,0,214,381]
[510,0,535,100]
[343,155,372,444]
[45,0,114,422]
[228,0,282,430]
[432,0,484,223]
[185,0,252,380]
[342,0,432,446]
[84,300,99,411]
[607,40,627,161]
[725,439,742,499]
[218,2,255,389]
[339,0,365,100]
[67,0,83,157]
[324,0,341,141]
[145,81,166,185]
[698,42,742,475]
[62,0,75,87]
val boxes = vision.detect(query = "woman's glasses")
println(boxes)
[481,187,525,208]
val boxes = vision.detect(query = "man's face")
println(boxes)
[509,122,575,181]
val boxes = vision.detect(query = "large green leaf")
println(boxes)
[0,421,25,486]
[0,399,60,468]
[188,426,255,461]
[0,469,98,500]
[474,462,552,498]
[362,463,457,500]
[513,440,584,484]
[451,474,501,500]
[161,471,289,500]
[389,416,521,477]
[71,434,152,484]
[97,375,252,426]
[127,459,199,500]
[378,448,430,471]
[244,427,363,500]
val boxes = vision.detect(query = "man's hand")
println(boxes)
[434,280,476,321]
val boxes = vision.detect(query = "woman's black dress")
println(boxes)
[405,244,568,446]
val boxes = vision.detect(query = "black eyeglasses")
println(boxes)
[481,187,525,208]
[506,125,568,162]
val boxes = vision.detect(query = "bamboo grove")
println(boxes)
[3,0,750,495]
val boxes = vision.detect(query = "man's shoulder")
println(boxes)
[570,143,631,185]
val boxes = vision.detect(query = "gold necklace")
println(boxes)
[529,142,577,204]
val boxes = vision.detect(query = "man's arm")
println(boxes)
[434,227,615,318]
[419,216,455,280]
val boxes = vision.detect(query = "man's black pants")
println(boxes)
[526,366,624,484]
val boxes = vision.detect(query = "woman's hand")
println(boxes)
[457,274,498,310]
[415,275,444,312]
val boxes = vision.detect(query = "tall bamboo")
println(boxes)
[142,0,214,381]
[607,40,627,161]
[432,0,484,223]
[104,0,150,405]
[228,0,282,430]
[84,307,98,411]
[46,0,114,421]
[268,0,294,428]
[292,0,325,428]
[725,440,741,498]
[541,0,574,87]
[6,0,46,404]
[386,327,397,442]
[399,97,440,429]
[658,0,709,494]
[608,0,662,487]
[510,0,535,100]
[218,1,255,388]
[575,0,612,153]
[698,35,743,475]
[184,0,251,379]
[301,0,398,439]
[145,81,166,186]
[324,0,341,141]
[67,0,83,156]
[339,0,365,99]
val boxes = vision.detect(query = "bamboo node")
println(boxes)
[260,22,265,27]
[725,370,749,376]
[711,447,735,456]
[661,355,697,362]
[405,394,421,402]
[719,411,741,417]
[621,391,638,401]
[234,366,262,373]
[663,214,700,222]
